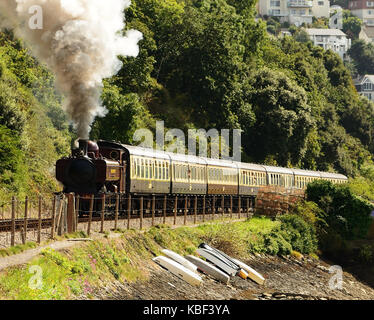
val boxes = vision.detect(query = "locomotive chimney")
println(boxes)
[78,139,89,156]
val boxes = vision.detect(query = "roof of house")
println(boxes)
[362,26,374,39]
[358,75,374,85]
[304,28,347,36]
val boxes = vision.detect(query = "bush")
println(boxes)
[264,231,292,256]
[306,180,373,240]
[276,214,318,254]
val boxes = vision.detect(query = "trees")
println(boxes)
[343,10,362,39]
[348,39,374,76]
[243,68,314,166]
[0,125,24,189]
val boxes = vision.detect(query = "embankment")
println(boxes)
[0,218,373,300]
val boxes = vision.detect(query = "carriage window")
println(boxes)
[184,165,187,181]
[132,158,136,178]
[145,160,149,179]
[150,160,153,179]
[137,158,140,178]
[140,159,144,178]
[155,161,158,180]
[138,158,141,178]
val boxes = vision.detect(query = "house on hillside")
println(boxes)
[349,0,374,26]
[359,25,374,43]
[258,0,330,27]
[355,75,374,101]
[305,28,351,59]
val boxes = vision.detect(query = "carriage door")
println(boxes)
[188,164,192,192]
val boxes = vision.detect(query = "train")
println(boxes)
[55,139,348,215]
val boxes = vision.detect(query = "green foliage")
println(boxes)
[0,31,71,200]
[343,10,362,39]
[348,39,374,76]
[358,244,374,264]
[274,214,318,254]
[294,29,311,43]
[0,242,38,257]
[263,231,293,256]
[244,67,314,166]
[41,248,91,275]
[306,180,373,240]
[0,125,25,189]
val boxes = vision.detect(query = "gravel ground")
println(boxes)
[87,254,374,301]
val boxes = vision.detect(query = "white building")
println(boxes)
[355,75,374,101]
[258,0,330,26]
[305,28,351,59]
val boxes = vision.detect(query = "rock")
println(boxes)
[316,265,329,272]
[273,294,286,299]
[262,292,272,298]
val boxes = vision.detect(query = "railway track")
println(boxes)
[0,213,197,232]
[0,218,52,232]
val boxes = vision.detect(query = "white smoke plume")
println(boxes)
[0,0,143,138]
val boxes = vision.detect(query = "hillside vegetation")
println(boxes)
[0,32,70,203]
[1,0,374,199]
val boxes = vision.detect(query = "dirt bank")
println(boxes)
[89,254,374,300]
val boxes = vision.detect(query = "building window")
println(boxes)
[318,1,324,5]
[300,9,306,14]
[363,82,373,90]
[367,1,374,6]
[270,0,280,6]
[270,9,281,14]
[364,93,372,100]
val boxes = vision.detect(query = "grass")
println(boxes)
[0,217,312,300]
[0,242,38,258]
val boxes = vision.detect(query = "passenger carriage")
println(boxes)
[263,166,294,189]
[236,162,267,197]
[319,171,348,185]
[205,159,238,195]
[168,153,207,195]
[291,169,321,190]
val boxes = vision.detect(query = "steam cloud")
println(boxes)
[0,0,143,138]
